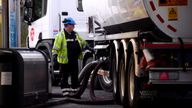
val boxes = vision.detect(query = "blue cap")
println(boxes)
[62,17,76,25]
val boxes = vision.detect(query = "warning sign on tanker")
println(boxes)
[159,0,188,6]
[168,8,178,21]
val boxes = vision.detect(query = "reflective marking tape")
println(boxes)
[66,39,78,42]
[150,1,156,11]
[167,25,177,32]
[156,14,165,23]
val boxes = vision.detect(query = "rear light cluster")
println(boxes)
[149,71,179,80]
[159,72,169,80]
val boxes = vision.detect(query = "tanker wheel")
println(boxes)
[119,54,126,104]
[98,59,113,92]
[98,71,113,92]
[124,54,141,108]
[111,53,120,104]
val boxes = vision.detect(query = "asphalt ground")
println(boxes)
[27,86,122,108]
[47,86,122,108]
[27,87,192,108]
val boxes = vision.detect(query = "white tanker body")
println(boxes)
[83,0,192,39]
[83,0,148,28]
[83,0,192,108]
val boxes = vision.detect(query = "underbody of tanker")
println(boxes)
[83,0,192,107]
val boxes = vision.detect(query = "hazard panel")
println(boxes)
[159,0,188,6]
[168,7,177,21]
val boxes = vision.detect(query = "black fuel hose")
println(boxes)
[50,60,114,105]
[89,59,114,103]
[72,61,98,98]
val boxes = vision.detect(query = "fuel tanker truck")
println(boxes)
[82,0,192,107]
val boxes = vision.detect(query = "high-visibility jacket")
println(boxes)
[52,31,87,64]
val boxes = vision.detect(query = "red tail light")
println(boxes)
[159,72,169,80]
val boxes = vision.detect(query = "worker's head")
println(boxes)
[63,17,76,32]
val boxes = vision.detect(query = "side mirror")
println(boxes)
[23,0,33,25]
[25,0,33,8]
[24,8,33,25]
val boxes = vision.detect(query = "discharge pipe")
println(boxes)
[50,60,114,105]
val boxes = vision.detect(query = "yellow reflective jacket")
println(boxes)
[52,31,87,64]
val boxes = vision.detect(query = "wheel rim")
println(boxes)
[102,75,112,84]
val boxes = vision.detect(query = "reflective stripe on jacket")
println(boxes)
[52,31,87,64]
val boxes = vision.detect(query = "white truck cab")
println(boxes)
[25,0,90,48]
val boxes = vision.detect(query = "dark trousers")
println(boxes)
[60,60,79,89]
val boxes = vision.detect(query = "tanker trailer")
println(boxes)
[83,0,192,107]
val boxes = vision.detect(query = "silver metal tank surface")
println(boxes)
[0,48,48,107]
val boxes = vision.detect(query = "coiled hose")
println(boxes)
[89,59,113,102]
[50,60,114,105]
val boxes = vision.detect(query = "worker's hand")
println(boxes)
[52,54,57,63]
[84,45,95,54]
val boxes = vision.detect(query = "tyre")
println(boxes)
[119,54,126,104]
[98,73,113,92]
[111,53,120,104]
[124,54,141,108]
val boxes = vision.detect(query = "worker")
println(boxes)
[52,17,88,97]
